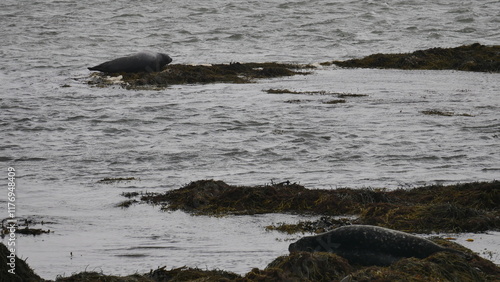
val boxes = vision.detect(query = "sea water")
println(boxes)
[1,0,499,279]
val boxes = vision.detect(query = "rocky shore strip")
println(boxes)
[5,180,497,281]
[86,43,499,90]
[138,180,499,234]
[2,235,499,281]
[328,43,500,72]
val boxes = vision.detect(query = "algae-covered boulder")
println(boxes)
[88,62,314,90]
[138,180,500,233]
[245,252,353,281]
[0,242,43,282]
[331,43,500,72]
[252,239,499,282]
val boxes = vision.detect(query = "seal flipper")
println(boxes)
[88,60,117,73]
[444,248,472,260]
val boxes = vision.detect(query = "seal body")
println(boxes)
[88,52,172,73]
[288,225,464,266]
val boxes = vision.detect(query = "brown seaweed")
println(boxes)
[329,43,500,72]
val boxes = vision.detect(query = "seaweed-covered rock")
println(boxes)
[349,249,499,282]
[245,252,353,282]
[88,62,314,90]
[138,180,500,233]
[146,266,240,282]
[331,43,500,72]
[248,239,499,282]
[55,271,153,281]
[0,242,43,282]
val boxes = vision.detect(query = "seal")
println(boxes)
[288,225,467,266]
[88,52,172,73]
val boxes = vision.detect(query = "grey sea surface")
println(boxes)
[1,0,499,279]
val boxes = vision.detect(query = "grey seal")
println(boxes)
[88,52,172,73]
[288,225,468,266]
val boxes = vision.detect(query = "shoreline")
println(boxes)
[136,180,499,234]
[3,180,498,281]
[85,43,500,90]
[2,231,499,281]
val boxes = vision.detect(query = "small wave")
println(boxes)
[111,13,145,19]
[101,127,132,134]
[115,253,148,258]
[15,157,47,162]
[0,156,14,162]
[455,16,474,23]
[64,115,88,121]
[481,168,500,171]
[227,33,244,40]
[457,27,476,33]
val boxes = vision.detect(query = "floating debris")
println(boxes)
[115,199,139,208]
[1,217,52,237]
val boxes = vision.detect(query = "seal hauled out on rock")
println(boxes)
[88,52,172,73]
[288,225,468,266]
